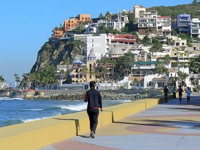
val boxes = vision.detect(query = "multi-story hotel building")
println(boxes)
[133,5,146,20]
[86,34,110,60]
[190,18,200,38]
[64,14,91,32]
[176,14,191,34]
[138,11,158,35]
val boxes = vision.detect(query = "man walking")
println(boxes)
[84,81,103,138]
[178,86,183,104]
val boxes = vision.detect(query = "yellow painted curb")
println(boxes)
[0,97,165,150]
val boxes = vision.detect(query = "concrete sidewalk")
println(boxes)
[41,93,200,150]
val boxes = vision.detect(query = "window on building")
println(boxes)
[192,29,198,33]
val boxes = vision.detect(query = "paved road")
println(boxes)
[41,93,200,150]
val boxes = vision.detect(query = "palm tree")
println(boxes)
[169,76,178,86]
[64,58,70,69]
[155,61,168,75]
[116,52,135,77]
[164,55,171,69]
[189,55,200,73]
[14,73,20,88]
[105,11,112,22]
[178,71,189,86]
[130,78,139,88]
[98,13,104,18]
[81,67,88,82]
[20,73,30,89]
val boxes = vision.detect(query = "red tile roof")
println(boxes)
[114,34,137,39]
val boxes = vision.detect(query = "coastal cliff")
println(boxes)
[31,40,86,73]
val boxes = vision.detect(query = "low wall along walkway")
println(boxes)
[0,98,166,150]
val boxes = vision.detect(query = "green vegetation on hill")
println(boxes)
[31,40,86,73]
[148,3,200,19]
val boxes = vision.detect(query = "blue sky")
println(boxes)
[0,0,191,86]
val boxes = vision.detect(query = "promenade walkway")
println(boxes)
[41,93,200,150]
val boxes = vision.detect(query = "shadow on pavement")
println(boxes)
[77,135,90,138]
[114,120,179,128]
[114,119,200,129]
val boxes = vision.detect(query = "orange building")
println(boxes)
[77,14,91,23]
[51,29,64,39]
[64,18,79,32]
[64,14,91,32]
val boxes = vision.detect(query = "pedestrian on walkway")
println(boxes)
[84,81,103,138]
[163,85,169,103]
[178,86,183,104]
[172,86,177,98]
[186,87,192,104]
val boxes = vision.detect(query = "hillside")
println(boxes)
[31,40,86,72]
[31,3,200,73]
[148,3,200,19]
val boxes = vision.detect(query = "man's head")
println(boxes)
[90,81,96,88]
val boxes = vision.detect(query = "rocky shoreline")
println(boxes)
[1,89,163,100]
[25,89,162,100]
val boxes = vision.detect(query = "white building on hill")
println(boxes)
[86,34,111,60]
[190,18,200,38]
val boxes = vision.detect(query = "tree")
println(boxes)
[74,23,85,34]
[81,67,88,82]
[178,71,189,86]
[62,70,72,84]
[130,78,139,87]
[149,42,163,53]
[141,35,151,46]
[98,13,104,18]
[147,27,154,36]
[115,52,135,79]
[155,60,168,75]
[164,55,171,67]
[190,75,200,90]
[189,55,200,73]
[193,0,198,4]
[0,75,5,82]
[105,11,112,21]
[14,73,20,88]
[20,73,30,89]
[169,76,178,86]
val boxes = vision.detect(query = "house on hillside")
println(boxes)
[190,18,200,38]
[176,14,191,34]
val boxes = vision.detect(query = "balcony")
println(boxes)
[133,65,155,69]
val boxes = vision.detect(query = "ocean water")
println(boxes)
[0,97,130,127]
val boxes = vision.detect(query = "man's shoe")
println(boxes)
[90,131,95,138]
